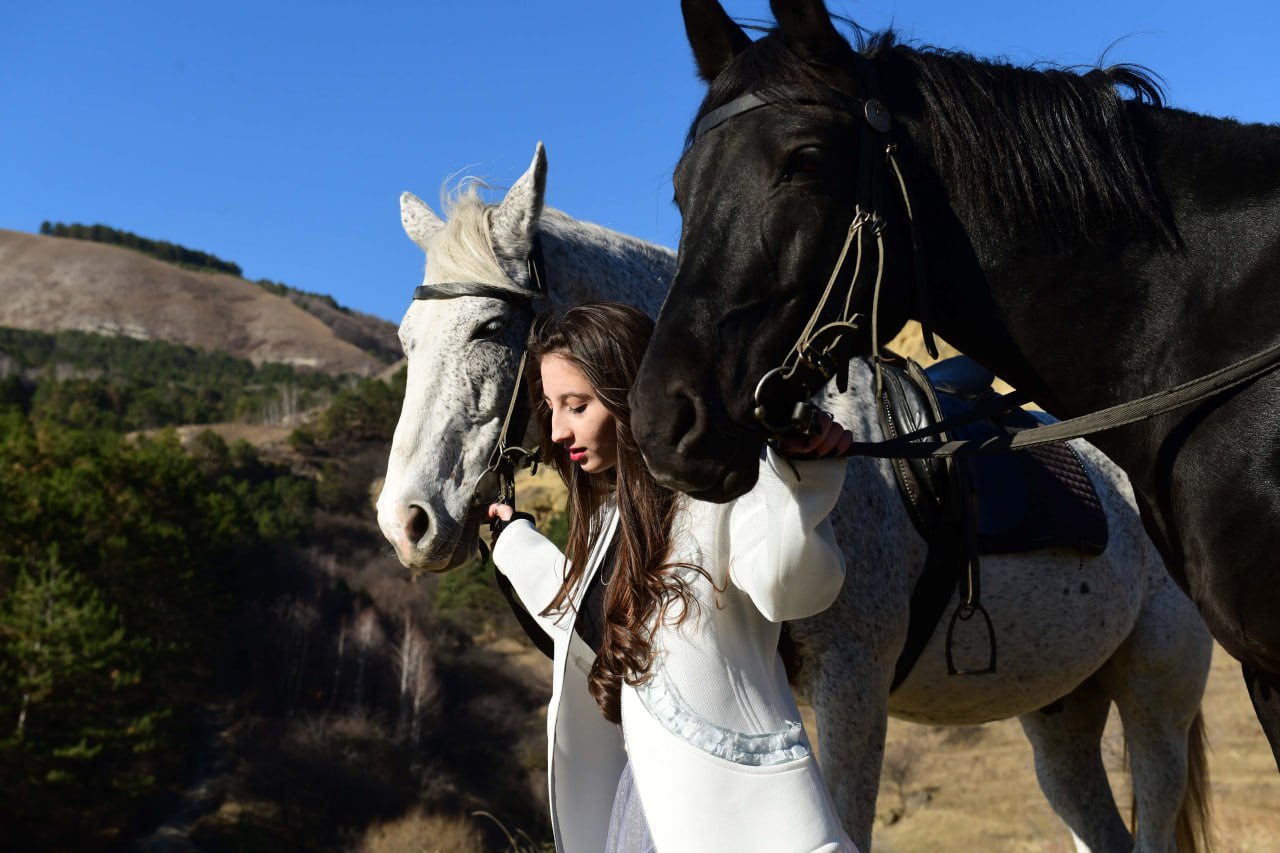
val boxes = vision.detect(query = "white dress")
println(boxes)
[494,448,857,853]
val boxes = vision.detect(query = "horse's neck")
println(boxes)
[539,212,675,318]
[1136,105,1280,209]
[907,100,1280,419]
[896,101,1280,504]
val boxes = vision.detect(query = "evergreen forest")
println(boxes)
[0,327,557,850]
[39,222,244,277]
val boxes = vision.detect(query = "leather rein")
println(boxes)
[411,237,546,511]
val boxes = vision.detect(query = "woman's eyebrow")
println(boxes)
[546,390,593,404]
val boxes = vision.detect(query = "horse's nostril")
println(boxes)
[668,381,707,454]
[404,506,429,544]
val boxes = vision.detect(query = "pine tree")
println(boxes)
[0,549,171,835]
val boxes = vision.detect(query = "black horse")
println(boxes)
[630,0,1280,769]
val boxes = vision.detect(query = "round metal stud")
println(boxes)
[864,98,891,133]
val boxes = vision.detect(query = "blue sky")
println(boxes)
[2,1,1276,324]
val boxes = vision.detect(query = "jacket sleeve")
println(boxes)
[492,519,574,638]
[726,447,847,622]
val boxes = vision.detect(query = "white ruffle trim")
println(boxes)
[635,667,810,766]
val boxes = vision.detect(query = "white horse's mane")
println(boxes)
[429,180,517,289]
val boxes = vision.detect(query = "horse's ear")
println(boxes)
[401,192,445,251]
[682,0,751,83]
[771,0,844,60]
[491,142,547,258]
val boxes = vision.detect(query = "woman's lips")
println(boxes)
[569,448,586,462]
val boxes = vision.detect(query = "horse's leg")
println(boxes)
[1095,570,1213,853]
[1242,664,1280,771]
[1017,676,1131,852]
[804,641,891,852]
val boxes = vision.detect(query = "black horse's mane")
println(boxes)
[689,25,1176,247]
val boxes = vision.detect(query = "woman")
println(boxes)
[489,302,857,852]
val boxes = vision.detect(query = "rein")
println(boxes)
[842,336,1280,459]
[411,237,547,510]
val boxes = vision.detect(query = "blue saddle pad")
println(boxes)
[927,361,1108,555]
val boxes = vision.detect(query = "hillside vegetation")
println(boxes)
[37,222,385,343]
[0,323,556,850]
[0,326,353,430]
[0,229,400,374]
[40,221,244,277]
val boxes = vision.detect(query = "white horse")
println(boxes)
[377,143,1213,852]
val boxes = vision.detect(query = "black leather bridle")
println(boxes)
[410,237,547,510]
[697,70,1280,460]
[691,71,936,438]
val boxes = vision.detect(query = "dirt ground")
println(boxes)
[808,642,1279,851]
[486,635,1277,851]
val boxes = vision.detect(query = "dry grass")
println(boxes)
[0,228,390,374]
[798,643,1278,851]
[357,810,486,853]
[356,809,557,853]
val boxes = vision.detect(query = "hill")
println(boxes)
[0,229,398,375]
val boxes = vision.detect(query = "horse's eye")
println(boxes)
[471,317,506,341]
[783,146,825,182]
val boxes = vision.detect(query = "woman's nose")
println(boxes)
[550,413,570,444]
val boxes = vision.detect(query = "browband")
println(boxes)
[412,281,539,304]
[693,83,875,141]
[412,233,546,305]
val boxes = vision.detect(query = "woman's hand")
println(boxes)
[775,411,853,459]
[488,501,535,547]
[488,502,515,525]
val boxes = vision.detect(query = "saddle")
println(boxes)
[877,353,1108,692]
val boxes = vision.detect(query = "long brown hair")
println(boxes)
[527,302,704,723]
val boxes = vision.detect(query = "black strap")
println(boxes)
[891,487,968,691]
[413,281,539,303]
[842,338,1280,460]
[694,84,867,141]
[412,233,546,304]
[494,561,554,660]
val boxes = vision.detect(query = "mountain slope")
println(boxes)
[0,229,397,376]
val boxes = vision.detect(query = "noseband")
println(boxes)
[411,237,546,510]
[693,72,935,437]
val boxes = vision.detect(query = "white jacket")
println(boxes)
[494,448,855,852]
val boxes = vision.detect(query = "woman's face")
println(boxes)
[541,352,618,474]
